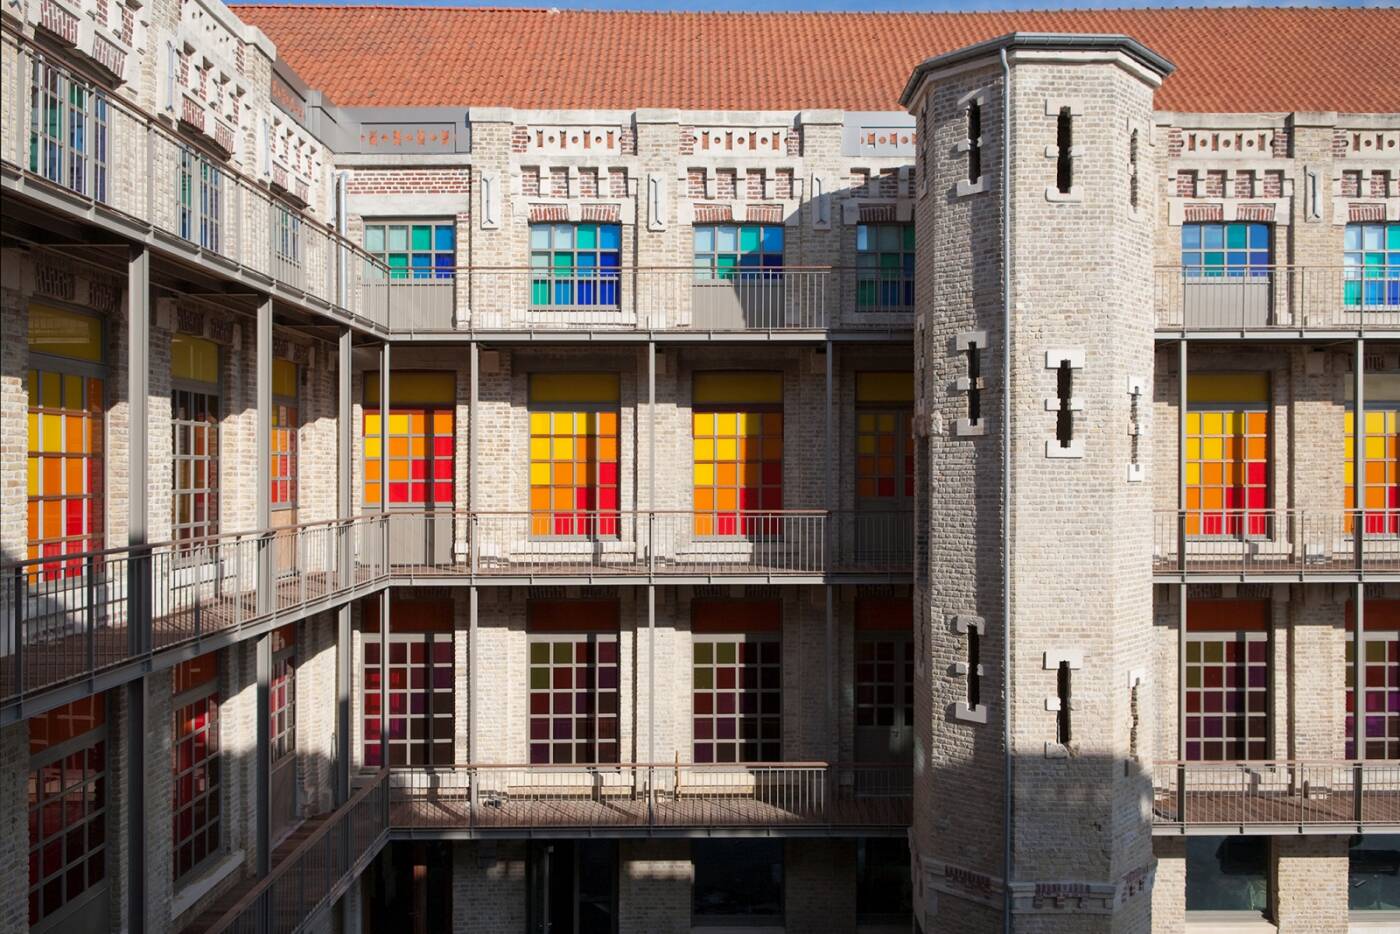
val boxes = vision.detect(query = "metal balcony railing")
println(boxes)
[1153,509,1400,577]
[1155,265,1400,332]
[1,32,391,330]
[202,767,390,934]
[834,266,916,318]
[2,509,909,710]
[383,266,834,332]
[1153,760,1400,832]
[389,762,911,833]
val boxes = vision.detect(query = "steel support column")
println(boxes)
[336,327,352,804]
[255,296,273,614]
[1177,339,1187,570]
[647,343,656,766]
[125,243,150,934]
[468,585,478,766]
[380,588,390,768]
[1356,339,1367,759]
[255,633,271,875]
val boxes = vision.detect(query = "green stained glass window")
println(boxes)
[529,223,621,308]
[855,224,915,310]
[1344,223,1400,308]
[363,220,456,280]
[693,225,783,280]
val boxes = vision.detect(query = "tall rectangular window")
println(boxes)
[1182,223,1272,277]
[1186,837,1269,915]
[692,600,781,764]
[29,61,108,200]
[529,223,620,306]
[172,653,220,882]
[855,224,914,311]
[1346,602,1400,760]
[1345,223,1400,308]
[528,374,620,537]
[1185,373,1270,538]
[693,225,783,279]
[171,335,220,545]
[528,600,620,765]
[855,372,914,504]
[269,624,296,765]
[362,596,454,767]
[178,151,223,252]
[692,372,782,537]
[271,359,298,510]
[274,205,302,278]
[1345,392,1400,535]
[1185,601,1269,762]
[364,220,456,280]
[27,305,104,581]
[854,597,915,763]
[363,371,455,508]
[28,696,106,929]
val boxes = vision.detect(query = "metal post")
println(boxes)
[1177,338,1187,571]
[256,296,273,614]
[256,633,271,875]
[469,585,478,798]
[380,590,390,769]
[648,342,656,577]
[336,603,351,806]
[824,585,834,749]
[380,342,390,579]
[1356,339,1367,572]
[1356,583,1366,763]
[126,242,150,934]
[338,327,352,583]
[469,341,478,571]
[824,340,833,532]
[647,584,656,766]
[1178,582,1188,824]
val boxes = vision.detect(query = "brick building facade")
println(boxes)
[0,2,1398,933]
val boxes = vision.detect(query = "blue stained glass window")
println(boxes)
[693,225,784,280]
[364,221,455,280]
[1182,223,1271,278]
[530,223,622,308]
[1344,223,1400,308]
[855,224,915,311]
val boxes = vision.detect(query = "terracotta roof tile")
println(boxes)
[231,6,1400,113]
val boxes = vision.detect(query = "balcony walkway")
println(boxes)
[181,815,331,934]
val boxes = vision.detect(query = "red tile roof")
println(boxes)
[233,6,1400,114]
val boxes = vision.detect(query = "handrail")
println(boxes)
[202,767,390,934]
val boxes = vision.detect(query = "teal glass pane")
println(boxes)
[364,227,384,253]
[902,225,915,250]
[739,227,760,253]
[1345,280,1362,307]
[530,252,550,269]
[1226,224,1247,249]
[411,225,431,251]
[880,253,899,270]
[857,281,876,307]
[387,253,408,268]
[856,254,877,270]
[553,252,574,270]
[716,254,736,279]
[1203,251,1225,268]
[1389,225,1400,250]
[530,226,552,249]
[532,280,550,306]
[435,225,454,251]
[576,225,597,250]
[387,226,408,251]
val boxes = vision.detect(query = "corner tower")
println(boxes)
[901,34,1173,933]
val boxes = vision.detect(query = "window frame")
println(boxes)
[692,224,784,280]
[1182,222,1273,278]
[171,372,221,547]
[171,670,222,884]
[528,391,621,540]
[270,626,296,767]
[1344,222,1400,309]
[28,59,109,202]
[270,361,299,511]
[528,222,621,308]
[364,218,457,281]
[1184,398,1271,541]
[692,631,782,765]
[1345,401,1400,537]
[28,706,108,932]
[692,374,784,540]
[362,372,456,510]
[527,631,621,765]
[854,223,915,312]
[1184,627,1270,762]
[362,631,454,767]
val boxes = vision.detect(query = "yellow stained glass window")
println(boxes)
[528,375,620,537]
[855,373,914,501]
[27,367,103,579]
[692,373,782,537]
[1184,374,1270,538]
[1345,408,1400,534]
[362,372,454,507]
[29,304,102,362]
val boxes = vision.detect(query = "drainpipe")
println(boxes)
[999,45,1014,934]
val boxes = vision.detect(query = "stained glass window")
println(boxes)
[27,370,103,581]
[28,61,108,201]
[692,600,781,764]
[855,373,914,503]
[855,224,915,310]
[1182,223,1272,277]
[528,600,620,765]
[528,374,619,536]
[271,359,298,509]
[1184,602,1268,762]
[364,220,456,280]
[693,225,783,280]
[1346,603,1400,760]
[172,654,220,882]
[28,697,106,927]
[692,372,782,537]
[1185,374,1270,538]
[529,223,621,306]
[269,624,296,765]
[363,372,454,507]
[1344,223,1400,308]
[1346,406,1400,535]
[171,337,221,547]
[362,633,454,767]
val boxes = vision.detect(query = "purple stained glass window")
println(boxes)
[362,633,453,767]
[1184,632,1269,761]
[693,636,781,764]
[528,634,620,765]
[1347,634,1400,759]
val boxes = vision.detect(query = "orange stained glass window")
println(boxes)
[27,368,103,580]
[1346,408,1400,534]
[363,372,455,508]
[692,372,782,537]
[271,359,297,508]
[855,372,915,502]
[529,373,620,537]
[1184,374,1270,538]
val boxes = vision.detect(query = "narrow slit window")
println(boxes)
[1056,107,1073,195]
[1056,661,1072,744]
[967,101,982,183]
[1055,360,1073,447]
[967,626,981,709]
[1129,129,1140,210]
[967,342,982,425]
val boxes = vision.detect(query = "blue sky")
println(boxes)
[232,0,1391,9]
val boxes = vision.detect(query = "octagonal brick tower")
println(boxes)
[900,34,1173,934]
